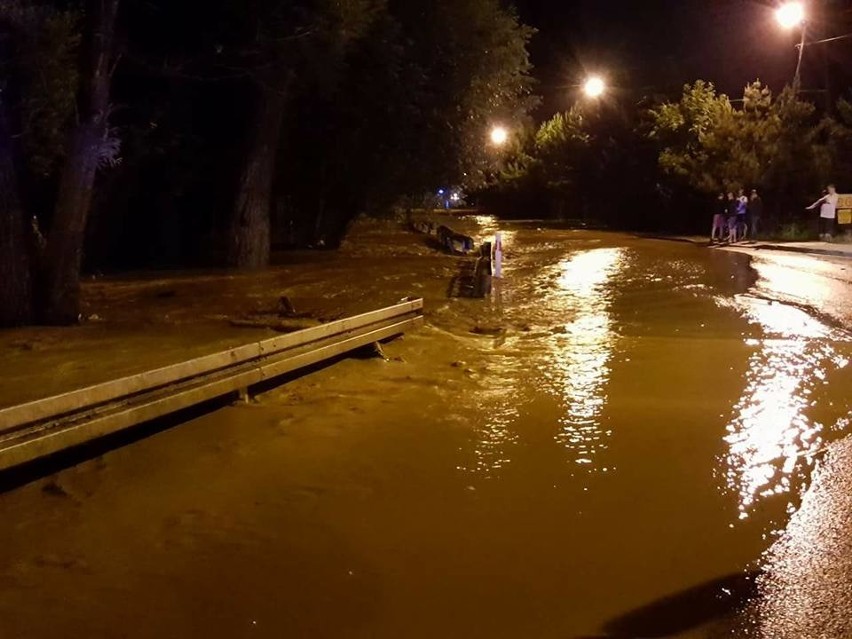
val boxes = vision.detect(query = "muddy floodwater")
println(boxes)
[0,222,851,638]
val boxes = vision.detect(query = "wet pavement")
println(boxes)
[0,219,850,638]
[741,436,852,639]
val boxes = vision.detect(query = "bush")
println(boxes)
[777,222,815,241]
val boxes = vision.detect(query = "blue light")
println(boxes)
[438,189,445,195]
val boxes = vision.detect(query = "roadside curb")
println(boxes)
[642,234,852,259]
[750,243,852,259]
[634,234,707,245]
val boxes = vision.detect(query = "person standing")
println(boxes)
[748,189,764,239]
[807,184,839,241]
[726,192,737,243]
[734,189,749,241]
[711,192,727,242]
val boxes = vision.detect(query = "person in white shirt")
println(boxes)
[807,184,839,241]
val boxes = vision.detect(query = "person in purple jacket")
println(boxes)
[732,188,749,242]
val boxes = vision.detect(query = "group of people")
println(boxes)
[711,184,842,244]
[710,189,763,244]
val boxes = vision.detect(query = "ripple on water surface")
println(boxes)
[718,294,851,522]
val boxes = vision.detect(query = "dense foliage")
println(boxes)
[0,0,536,325]
[478,97,666,230]
[478,79,851,234]
[650,81,836,198]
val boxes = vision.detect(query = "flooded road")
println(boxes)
[0,223,850,638]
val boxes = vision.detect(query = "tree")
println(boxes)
[824,97,852,180]
[533,108,589,216]
[650,80,832,206]
[0,5,32,326]
[224,0,384,267]
[275,0,537,244]
[0,0,120,325]
[0,0,538,321]
[387,0,536,193]
[650,80,738,193]
[0,95,33,325]
[41,0,121,323]
[0,2,84,325]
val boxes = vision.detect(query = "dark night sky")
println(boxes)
[514,0,852,116]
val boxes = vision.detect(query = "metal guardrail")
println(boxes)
[0,298,424,471]
[410,219,476,255]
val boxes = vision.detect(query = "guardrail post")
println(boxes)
[474,241,492,297]
[493,233,503,278]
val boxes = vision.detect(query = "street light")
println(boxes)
[583,76,606,99]
[490,126,508,146]
[776,1,807,86]
[776,1,805,28]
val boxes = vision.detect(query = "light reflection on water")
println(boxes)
[461,245,625,477]
[455,229,522,478]
[721,295,850,520]
[460,231,850,515]
[547,248,624,466]
[463,370,520,477]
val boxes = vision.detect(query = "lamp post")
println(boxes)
[776,2,807,87]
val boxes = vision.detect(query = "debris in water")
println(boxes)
[277,296,297,317]
[42,479,71,499]
[470,325,505,336]
[353,341,390,360]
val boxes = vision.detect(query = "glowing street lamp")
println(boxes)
[583,76,606,99]
[490,126,509,146]
[776,1,805,29]
[775,2,807,86]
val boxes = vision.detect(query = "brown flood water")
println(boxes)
[0,222,850,638]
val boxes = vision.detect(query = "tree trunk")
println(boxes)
[0,99,34,326]
[40,0,119,324]
[227,85,287,269]
[41,126,102,323]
